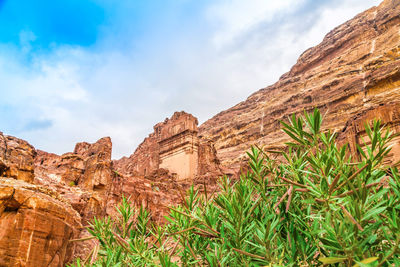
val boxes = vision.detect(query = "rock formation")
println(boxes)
[199,0,400,172]
[34,137,119,259]
[1,0,400,265]
[114,111,222,180]
[0,132,36,183]
[0,133,81,266]
[0,179,81,267]
[338,103,400,164]
[35,137,114,224]
[157,112,199,180]
[112,112,223,222]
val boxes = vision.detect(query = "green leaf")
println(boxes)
[352,257,379,267]
[319,257,347,264]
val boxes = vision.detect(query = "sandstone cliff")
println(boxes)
[0,132,36,183]
[114,111,223,180]
[0,133,81,266]
[199,0,400,172]
[35,137,114,224]
[1,0,400,265]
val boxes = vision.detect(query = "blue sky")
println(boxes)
[0,0,381,158]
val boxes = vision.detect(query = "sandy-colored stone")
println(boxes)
[338,103,400,164]
[35,137,113,224]
[0,133,36,183]
[199,0,400,172]
[1,1,399,264]
[158,112,199,180]
[114,111,222,181]
[0,178,81,267]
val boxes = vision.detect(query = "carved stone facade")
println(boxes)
[156,112,199,180]
[114,111,222,181]
[339,104,400,165]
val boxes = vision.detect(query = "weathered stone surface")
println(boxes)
[338,103,400,164]
[114,111,222,181]
[1,1,399,265]
[199,0,400,172]
[0,133,36,183]
[34,137,115,259]
[117,168,219,223]
[34,137,113,224]
[0,178,81,267]
[35,150,83,186]
[158,112,199,180]
[198,140,223,177]
[112,111,223,222]
[120,171,183,223]
[113,135,159,177]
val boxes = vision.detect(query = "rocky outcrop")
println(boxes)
[0,178,81,267]
[34,137,113,224]
[33,137,116,259]
[338,103,400,164]
[157,112,199,180]
[118,170,184,222]
[0,134,82,266]
[199,0,400,172]
[111,112,223,223]
[1,0,399,265]
[0,132,36,183]
[114,111,222,181]
[115,168,221,223]
[113,136,159,177]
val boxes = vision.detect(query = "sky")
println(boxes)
[0,0,381,159]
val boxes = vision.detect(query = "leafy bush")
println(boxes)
[71,109,400,266]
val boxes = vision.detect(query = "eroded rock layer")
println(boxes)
[0,133,83,266]
[199,0,400,172]
[338,103,400,164]
[0,132,36,183]
[114,111,222,180]
[1,0,400,265]
[35,137,113,224]
[0,179,81,266]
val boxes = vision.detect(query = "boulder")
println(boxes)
[0,178,81,267]
[0,133,36,183]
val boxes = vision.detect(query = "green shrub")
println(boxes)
[71,109,400,266]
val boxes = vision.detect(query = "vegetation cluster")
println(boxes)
[72,109,400,266]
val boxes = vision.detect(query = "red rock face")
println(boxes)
[118,171,184,223]
[0,179,81,266]
[115,168,220,223]
[114,111,222,180]
[113,135,159,177]
[111,112,223,223]
[199,0,400,172]
[0,132,36,183]
[0,133,82,266]
[338,103,400,164]
[35,137,113,224]
[1,0,400,265]
[34,137,116,259]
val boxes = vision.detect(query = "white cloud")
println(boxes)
[207,0,305,48]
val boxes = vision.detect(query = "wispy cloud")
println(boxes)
[0,0,381,158]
